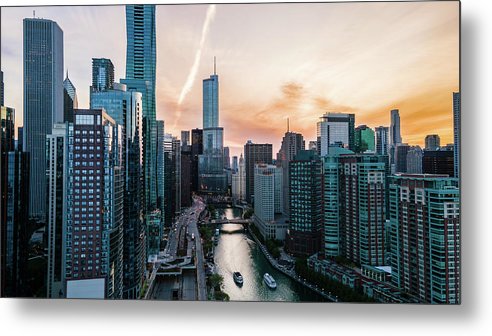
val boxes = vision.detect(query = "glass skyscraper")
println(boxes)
[453,92,460,180]
[90,82,145,299]
[23,18,64,219]
[122,4,157,211]
[199,66,227,193]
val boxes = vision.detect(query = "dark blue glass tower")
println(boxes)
[122,4,157,212]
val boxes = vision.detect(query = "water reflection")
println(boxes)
[213,207,325,302]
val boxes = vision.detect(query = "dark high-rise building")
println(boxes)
[199,63,227,193]
[425,134,440,151]
[64,109,124,299]
[354,125,375,153]
[163,133,175,227]
[63,71,78,123]
[4,150,30,297]
[375,126,389,156]
[389,174,460,303]
[46,123,68,298]
[390,109,402,145]
[17,127,23,152]
[406,146,423,174]
[0,70,4,106]
[181,148,192,208]
[395,143,410,173]
[453,92,460,179]
[173,137,181,215]
[223,146,230,169]
[156,121,166,224]
[91,58,114,92]
[2,106,29,297]
[181,130,190,150]
[23,18,64,219]
[90,81,144,299]
[276,131,304,216]
[244,141,273,203]
[316,112,355,155]
[285,150,322,257]
[422,148,454,177]
[191,128,203,192]
[231,156,238,173]
[123,4,157,212]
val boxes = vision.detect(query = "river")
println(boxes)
[213,207,326,302]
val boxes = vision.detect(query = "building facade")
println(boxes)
[285,150,322,256]
[90,81,145,299]
[63,71,78,123]
[453,92,460,179]
[276,131,304,215]
[425,134,440,151]
[23,18,64,219]
[231,154,246,202]
[123,4,157,212]
[355,125,375,153]
[389,174,460,304]
[316,112,355,155]
[375,126,389,156]
[64,109,124,299]
[244,141,273,204]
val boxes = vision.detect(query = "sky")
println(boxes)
[1,1,459,159]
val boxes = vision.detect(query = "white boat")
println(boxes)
[233,272,244,286]
[263,273,277,289]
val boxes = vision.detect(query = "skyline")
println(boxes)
[1,2,459,158]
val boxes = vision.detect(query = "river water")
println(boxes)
[213,208,325,302]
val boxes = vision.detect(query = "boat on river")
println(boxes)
[233,272,244,286]
[263,273,277,289]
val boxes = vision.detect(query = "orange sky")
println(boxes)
[1,2,459,158]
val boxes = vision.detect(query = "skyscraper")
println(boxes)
[316,112,355,155]
[23,18,64,219]
[181,130,190,150]
[338,154,387,265]
[244,141,273,203]
[285,150,323,257]
[389,109,402,145]
[173,136,182,215]
[0,70,4,106]
[181,147,192,208]
[453,92,460,179]
[253,164,286,240]
[199,63,227,193]
[389,174,460,303]
[395,143,410,173]
[375,126,389,156]
[276,130,304,215]
[122,4,157,211]
[46,123,68,298]
[64,109,124,299]
[223,146,231,169]
[191,128,203,192]
[91,58,114,92]
[389,109,402,174]
[231,155,238,173]
[90,81,144,299]
[406,146,423,174]
[425,134,440,151]
[63,71,78,122]
[422,147,454,177]
[231,154,246,202]
[354,125,375,153]
[156,120,166,223]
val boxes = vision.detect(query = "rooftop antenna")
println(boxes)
[33,10,35,18]
[287,117,290,132]
[214,56,216,75]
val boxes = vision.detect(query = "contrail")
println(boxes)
[174,5,216,127]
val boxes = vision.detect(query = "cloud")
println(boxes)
[173,4,216,128]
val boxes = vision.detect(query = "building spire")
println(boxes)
[214,56,216,75]
[287,117,290,132]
